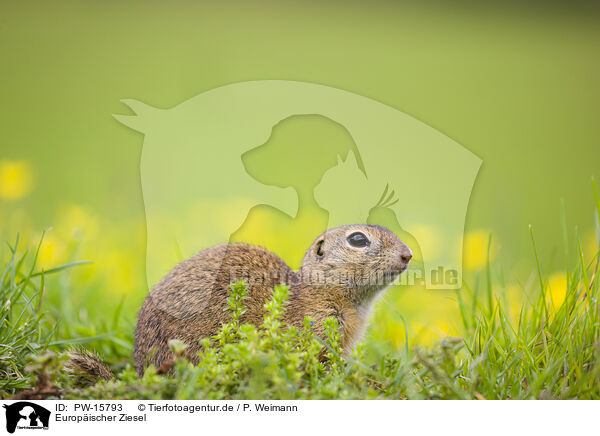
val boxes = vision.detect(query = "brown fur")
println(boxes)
[64,348,114,387]
[134,224,412,376]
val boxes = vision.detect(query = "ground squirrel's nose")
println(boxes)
[400,247,413,265]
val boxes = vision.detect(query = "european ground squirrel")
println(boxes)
[67,224,411,382]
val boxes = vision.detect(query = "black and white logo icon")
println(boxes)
[2,402,50,433]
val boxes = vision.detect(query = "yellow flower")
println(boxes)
[463,230,494,270]
[505,284,524,321]
[37,232,67,269]
[0,160,34,200]
[548,272,568,308]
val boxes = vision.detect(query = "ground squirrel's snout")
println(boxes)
[399,245,413,270]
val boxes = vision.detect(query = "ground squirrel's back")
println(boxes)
[134,243,295,375]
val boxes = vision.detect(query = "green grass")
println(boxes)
[1,201,600,399]
[0,233,123,397]
[0,235,50,392]
[0,233,67,393]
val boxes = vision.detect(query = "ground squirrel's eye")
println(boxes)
[347,232,370,248]
[315,239,325,258]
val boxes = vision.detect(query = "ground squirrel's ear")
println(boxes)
[315,239,325,258]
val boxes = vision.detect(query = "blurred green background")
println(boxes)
[1,0,599,355]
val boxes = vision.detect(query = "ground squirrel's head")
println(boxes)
[299,224,412,304]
